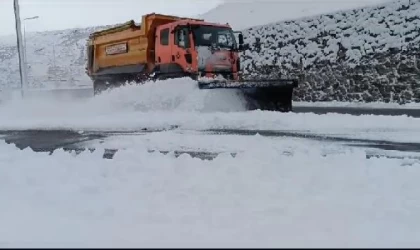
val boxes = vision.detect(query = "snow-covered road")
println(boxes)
[1,133,420,247]
[1,78,420,247]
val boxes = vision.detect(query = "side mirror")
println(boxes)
[238,33,244,45]
[238,43,250,52]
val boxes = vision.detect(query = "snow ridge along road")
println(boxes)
[1,128,420,160]
[2,128,420,247]
[3,79,420,117]
[0,79,420,160]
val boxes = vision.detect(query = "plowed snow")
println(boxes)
[0,78,247,114]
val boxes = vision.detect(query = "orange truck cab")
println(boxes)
[154,19,243,80]
[86,13,248,93]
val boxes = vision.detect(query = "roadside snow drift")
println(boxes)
[0,78,247,114]
[1,138,420,248]
[0,78,420,143]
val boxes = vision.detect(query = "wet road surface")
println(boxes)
[207,129,420,153]
[1,128,420,160]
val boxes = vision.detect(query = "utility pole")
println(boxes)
[13,0,27,98]
[23,16,39,88]
[52,43,57,81]
[53,44,56,69]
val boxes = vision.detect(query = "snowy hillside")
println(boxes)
[0,0,419,104]
[199,0,384,30]
[241,0,420,103]
[0,25,110,90]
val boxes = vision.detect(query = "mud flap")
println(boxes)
[197,78,298,112]
[93,79,108,95]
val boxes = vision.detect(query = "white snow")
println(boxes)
[0,26,105,90]
[1,1,419,246]
[2,134,420,247]
[80,130,420,162]
[0,78,420,143]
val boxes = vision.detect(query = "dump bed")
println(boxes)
[87,13,202,76]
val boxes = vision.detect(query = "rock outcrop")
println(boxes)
[241,0,420,104]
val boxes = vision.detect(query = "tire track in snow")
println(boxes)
[1,128,420,161]
[205,129,420,153]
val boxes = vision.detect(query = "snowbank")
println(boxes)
[0,78,420,143]
[1,138,420,247]
[0,78,247,114]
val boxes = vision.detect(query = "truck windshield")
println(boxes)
[191,25,237,49]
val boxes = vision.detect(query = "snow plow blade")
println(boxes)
[197,78,298,112]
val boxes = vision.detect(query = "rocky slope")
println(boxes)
[241,0,420,103]
[0,0,419,104]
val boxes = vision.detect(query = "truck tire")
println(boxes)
[93,79,108,95]
[277,87,293,112]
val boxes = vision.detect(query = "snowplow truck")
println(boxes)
[86,13,298,111]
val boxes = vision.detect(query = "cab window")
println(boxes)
[174,27,190,48]
[160,28,169,46]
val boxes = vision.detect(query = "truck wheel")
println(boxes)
[277,88,293,112]
[279,100,292,112]
[93,80,107,95]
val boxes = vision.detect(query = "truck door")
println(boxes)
[155,25,172,65]
[173,26,197,75]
